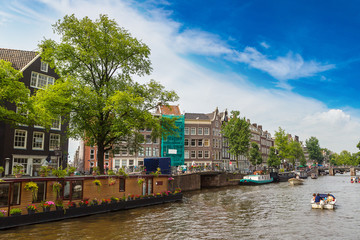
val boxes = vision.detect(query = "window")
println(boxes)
[146,147,152,157]
[115,160,120,169]
[191,127,196,135]
[32,132,44,150]
[64,181,71,199]
[146,135,152,143]
[204,128,209,135]
[198,127,203,135]
[119,178,125,192]
[13,158,28,174]
[105,151,109,160]
[90,162,94,167]
[138,147,144,157]
[30,72,55,89]
[198,139,203,147]
[51,117,61,130]
[198,151,203,158]
[0,183,10,207]
[215,121,219,127]
[184,150,189,159]
[40,61,48,72]
[204,139,210,147]
[204,151,210,158]
[184,127,189,135]
[121,160,127,167]
[191,150,196,158]
[138,160,144,166]
[90,149,95,160]
[33,182,46,203]
[153,138,158,144]
[14,129,27,149]
[153,148,159,156]
[184,139,189,146]
[191,139,196,147]
[11,183,21,205]
[72,181,83,200]
[49,134,60,151]
[129,160,134,166]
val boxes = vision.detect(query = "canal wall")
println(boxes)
[170,172,245,192]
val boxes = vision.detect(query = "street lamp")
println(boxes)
[54,147,62,168]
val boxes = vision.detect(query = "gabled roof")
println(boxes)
[0,48,38,71]
[157,105,181,116]
[185,113,210,120]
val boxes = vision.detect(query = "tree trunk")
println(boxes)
[236,155,239,169]
[97,142,105,174]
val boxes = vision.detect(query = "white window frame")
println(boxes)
[105,151,109,160]
[32,132,44,150]
[191,150,196,158]
[14,129,27,149]
[40,61,49,72]
[30,71,55,89]
[191,139,196,147]
[204,128,209,135]
[191,127,196,135]
[184,127,189,135]
[198,127,203,135]
[90,149,95,160]
[198,151,203,158]
[51,116,61,130]
[184,138,189,146]
[204,139,210,147]
[204,150,210,159]
[184,150,189,159]
[49,133,60,151]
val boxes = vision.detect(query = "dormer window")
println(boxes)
[40,61,48,72]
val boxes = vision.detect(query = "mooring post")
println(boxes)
[329,167,335,176]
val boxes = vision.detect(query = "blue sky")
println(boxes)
[1,0,360,155]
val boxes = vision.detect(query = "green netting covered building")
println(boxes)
[161,115,185,166]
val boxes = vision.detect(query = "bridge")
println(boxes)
[316,166,360,176]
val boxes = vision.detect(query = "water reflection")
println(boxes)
[2,173,359,239]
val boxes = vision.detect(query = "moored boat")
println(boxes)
[311,173,318,179]
[278,172,296,182]
[239,174,273,185]
[311,194,336,209]
[288,178,304,185]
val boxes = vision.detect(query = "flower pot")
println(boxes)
[80,204,87,208]
[15,174,22,178]
[56,206,63,211]
[27,209,36,215]
[43,207,50,212]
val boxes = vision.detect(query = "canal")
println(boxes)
[1,173,358,239]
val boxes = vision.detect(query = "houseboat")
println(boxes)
[0,173,182,230]
[278,172,296,182]
[239,174,273,185]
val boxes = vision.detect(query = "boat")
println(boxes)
[239,174,273,185]
[294,170,308,179]
[311,194,336,210]
[288,178,304,185]
[278,172,296,182]
[350,176,360,183]
[311,173,318,179]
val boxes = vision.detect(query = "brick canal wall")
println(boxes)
[170,172,244,192]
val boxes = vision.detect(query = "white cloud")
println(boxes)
[1,0,359,154]
[260,41,270,49]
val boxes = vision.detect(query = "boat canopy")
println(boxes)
[318,194,335,199]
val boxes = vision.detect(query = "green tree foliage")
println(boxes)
[267,146,281,168]
[35,14,178,173]
[249,142,262,166]
[357,141,360,151]
[274,127,290,161]
[221,110,251,169]
[0,60,32,125]
[331,150,359,166]
[288,140,305,168]
[305,136,323,164]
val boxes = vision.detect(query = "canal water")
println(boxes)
[2,173,359,239]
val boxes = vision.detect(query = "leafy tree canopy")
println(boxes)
[0,60,32,125]
[288,140,304,168]
[34,14,178,173]
[274,127,290,161]
[305,136,323,164]
[221,110,251,169]
[267,146,281,168]
[249,142,262,166]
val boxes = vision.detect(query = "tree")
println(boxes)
[221,110,251,169]
[357,141,360,151]
[288,140,304,169]
[274,127,290,161]
[305,136,323,164]
[267,146,281,168]
[35,14,178,173]
[0,59,32,125]
[249,142,262,167]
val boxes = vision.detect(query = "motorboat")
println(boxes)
[288,178,304,185]
[294,171,308,179]
[311,194,336,210]
[350,176,359,183]
[239,174,273,185]
[311,173,318,179]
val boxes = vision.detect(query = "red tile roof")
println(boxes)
[0,48,38,70]
[158,105,181,115]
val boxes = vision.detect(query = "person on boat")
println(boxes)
[315,193,321,203]
[312,193,316,201]
[327,193,334,202]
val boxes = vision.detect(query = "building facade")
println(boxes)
[0,48,69,176]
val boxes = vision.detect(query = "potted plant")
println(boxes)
[101,199,110,205]
[52,182,62,199]
[12,164,24,178]
[108,170,116,175]
[24,181,39,202]
[137,178,145,186]
[52,167,67,178]
[117,168,129,178]
[0,166,4,177]
[67,201,77,209]
[66,166,77,176]
[92,166,100,176]
[26,204,38,214]
[110,197,119,203]
[10,208,22,216]
[151,168,161,178]
[39,166,51,177]
[93,179,102,192]
[108,177,116,186]
[91,199,99,206]
[79,199,89,207]
[55,199,64,211]
[0,209,7,217]
[40,201,55,212]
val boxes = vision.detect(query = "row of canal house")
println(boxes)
[76,105,275,173]
[0,48,69,176]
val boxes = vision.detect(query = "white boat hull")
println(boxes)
[311,200,336,210]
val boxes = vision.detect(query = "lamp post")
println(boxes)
[54,147,62,168]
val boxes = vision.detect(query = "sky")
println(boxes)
[1,0,360,159]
